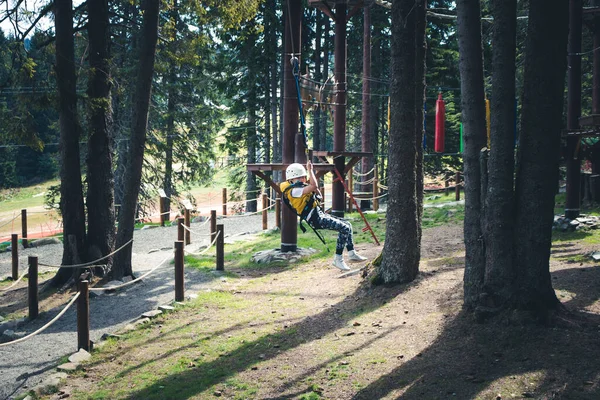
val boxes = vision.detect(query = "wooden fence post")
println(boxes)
[455,171,461,201]
[222,188,227,216]
[11,234,18,280]
[444,179,449,196]
[216,224,224,271]
[320,186,325,209]
[21,209,28,249]
[77,280,90,351]
[210,210,217,243]
[159,196,166,227]
[373,165,379,211]
[28,256,38,319]
[174,241,184,302]
[177,217,184,242]
[276,198,281,228]
[348,175,353,213]
[262,193,268,230]
[185,209,191,245]
[372,179,379,212]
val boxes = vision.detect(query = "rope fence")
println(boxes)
[38,239,134,269]
[0,214,19,230]
[353,177,376,186]
[183,231,221,256]
[0,292,80,348]
[352,166,375,177]
[0,270,27,292]
[88,255,172,292]
[0,179,392,350]
[218,202,276,218]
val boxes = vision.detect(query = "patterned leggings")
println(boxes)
[310,209,354,255]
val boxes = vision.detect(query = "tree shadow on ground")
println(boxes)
[121,263,467,400]
[121,279,420,398]
[351,265,600,399]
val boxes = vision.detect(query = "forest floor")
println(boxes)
[14,219,599,400]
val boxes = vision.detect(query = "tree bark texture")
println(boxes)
[246,27,259,213]
[86,0,115,270]
[52,0,87,287]
[482,0,517,306]
[361,5,373,194]
[414,0,427,244]
[163,2,179,222]
[378,0,420,284]
[513,0,568,312]
[456,0,487,309]
[313,11,322,156]
[113,0,160,279]
[319,16,330,151]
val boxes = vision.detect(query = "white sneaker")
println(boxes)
[348,250,367,262]
[333,255,351,271]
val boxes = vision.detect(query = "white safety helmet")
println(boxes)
[286,163,307,180]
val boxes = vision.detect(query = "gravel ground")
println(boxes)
[0,212,275,400]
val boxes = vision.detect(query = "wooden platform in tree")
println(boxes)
[312,151,373,177]
[563,115,600,137]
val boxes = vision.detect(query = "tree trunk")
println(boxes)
[164,91,175,221]
[319,17,330,150]
[162,1,179,221]
[513,0,568,312]
[86,0,115,273]
[246,106,258,212]
[377,0,420,284]
[456,0,487,309]
[361,5,373,195]
[113,0,160,279]
[482,0,517,306]
[113,2,136,210]
[414,0,427,244]
[313,11,322,157]
[50,0,87,287]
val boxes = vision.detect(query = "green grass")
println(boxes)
[422,205,464,228]
[0,180,59,213]
[423,192,462,204]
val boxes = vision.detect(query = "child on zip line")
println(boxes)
[280,160,367,271]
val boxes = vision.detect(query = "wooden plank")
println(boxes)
[247,164,287,171]
[312,151,373,158]
[247,163,336,172]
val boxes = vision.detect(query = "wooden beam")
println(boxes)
[344,156,362,175]
[252,171,281,195]
[347,1,364,21]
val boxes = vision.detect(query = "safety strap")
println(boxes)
[281,183,329,251]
